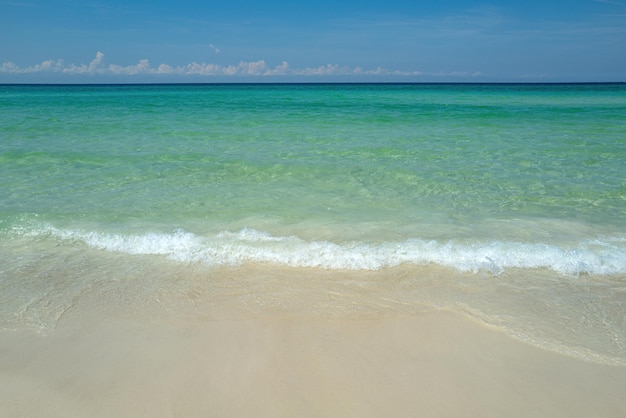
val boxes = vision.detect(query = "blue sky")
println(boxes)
[1,0,625,82]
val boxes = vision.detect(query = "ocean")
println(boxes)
[1,83,625,365]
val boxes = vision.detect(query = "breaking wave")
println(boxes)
[10,223,626,276]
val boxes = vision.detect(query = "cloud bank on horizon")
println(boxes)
[0,51,442,78]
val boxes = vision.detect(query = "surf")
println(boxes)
[11,223,626,276]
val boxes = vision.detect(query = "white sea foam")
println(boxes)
[12,224,626,276]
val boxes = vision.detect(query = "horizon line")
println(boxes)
[1,81,625,87]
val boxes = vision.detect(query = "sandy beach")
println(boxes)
[2,306,625,417]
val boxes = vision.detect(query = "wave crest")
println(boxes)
[11,225,626,276]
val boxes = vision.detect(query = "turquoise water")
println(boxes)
[1,83,625,363]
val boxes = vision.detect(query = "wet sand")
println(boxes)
[1,309,625,418]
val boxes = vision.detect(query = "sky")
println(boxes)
[1,0,625,83]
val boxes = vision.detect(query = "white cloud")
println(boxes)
[264,61,290,75]
[157,63,174,73]
[109,59,154,75]
[0,61,20,73]
[89,51,105,72]
[0,51,472,79]
[59,51,106,75]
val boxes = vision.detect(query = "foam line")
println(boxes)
[13,225,626,276]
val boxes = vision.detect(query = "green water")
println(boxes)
[2,84,625,236]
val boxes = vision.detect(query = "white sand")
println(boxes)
[1,309,625,417]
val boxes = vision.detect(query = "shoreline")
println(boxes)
[1,308,625,417]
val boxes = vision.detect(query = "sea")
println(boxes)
[1,83,625,365]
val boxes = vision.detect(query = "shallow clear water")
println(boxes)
[1,83,625,364]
